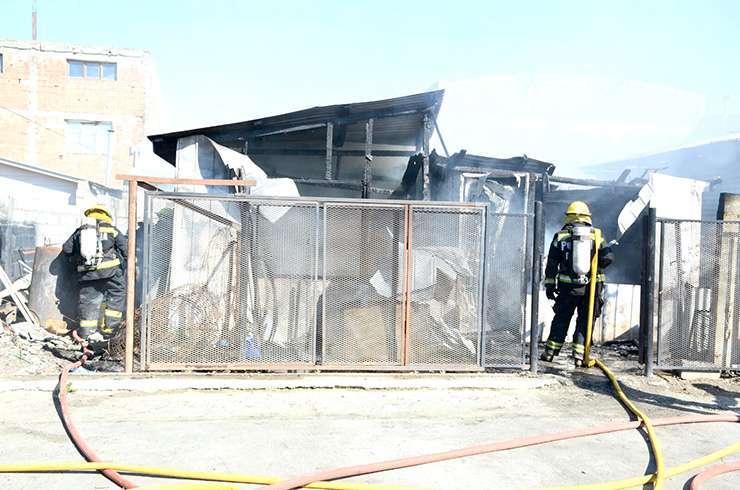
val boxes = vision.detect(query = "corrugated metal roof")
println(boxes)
[149,90,444,164]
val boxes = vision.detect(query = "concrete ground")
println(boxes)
[1,359,739,490]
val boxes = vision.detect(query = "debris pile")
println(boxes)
[0,320,70,375]
[0,258,126,374]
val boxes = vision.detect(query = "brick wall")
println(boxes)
[0,40,160,186]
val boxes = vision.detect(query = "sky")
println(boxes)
[2,0,740,173]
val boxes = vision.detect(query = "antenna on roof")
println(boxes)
[32,0,38,40]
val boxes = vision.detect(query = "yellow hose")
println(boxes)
[138,485,241,489]
[0,462,428,490]
[582,228,600,369]
[590,359,666,490]
[581,229,665,490]
[537,439,740,490]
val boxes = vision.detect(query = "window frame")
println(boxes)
[67,59,117,81]
[65,120,114,154]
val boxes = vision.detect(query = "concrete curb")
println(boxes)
[0,373,561,393]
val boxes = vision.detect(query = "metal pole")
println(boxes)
[362,119,373,198]
[529,200,544,373]
[124,179,137,373]
[644,207,657,377]
[639,213,649,364]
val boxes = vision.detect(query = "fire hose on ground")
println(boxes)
[1,413,738,489]
[2,227,739,489]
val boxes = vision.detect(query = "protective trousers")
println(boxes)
[543,293,593,360]
[78,268,126,340]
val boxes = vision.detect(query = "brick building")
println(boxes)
[0,39,161,186]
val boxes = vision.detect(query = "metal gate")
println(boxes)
[655,218,740,370]
[140,193,488,371]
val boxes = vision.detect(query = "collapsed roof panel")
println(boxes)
[149,90,445,165]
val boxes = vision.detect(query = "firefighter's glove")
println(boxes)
[545,285,557,301]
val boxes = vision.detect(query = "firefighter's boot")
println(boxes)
[573,343,585,367]
[540,341,563,362]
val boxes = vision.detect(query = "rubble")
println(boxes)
[0,317,68,375]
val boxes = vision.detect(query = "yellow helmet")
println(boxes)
[565,201,591,217]
[84,204,112,219]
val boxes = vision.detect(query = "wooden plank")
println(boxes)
[124,180,137,373]
[0,265,36,326]
[116,174,256,187]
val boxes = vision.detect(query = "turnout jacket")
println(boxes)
[543,222,614,296]
[63,220,128,281]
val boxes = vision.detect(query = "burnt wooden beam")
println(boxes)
[325,122,334,180]
[548,175,640,189]
[422,113,432,200]
[432,116,450,158]
[244,148,416,157]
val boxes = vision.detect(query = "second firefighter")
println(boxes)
[541,201,613,367]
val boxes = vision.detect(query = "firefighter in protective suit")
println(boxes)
[541,201,613,367]
[63,205,127,353]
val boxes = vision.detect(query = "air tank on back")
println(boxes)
[570,225,593,276]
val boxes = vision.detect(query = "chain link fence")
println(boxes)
[656,219,740,370]
[140,193,534,371]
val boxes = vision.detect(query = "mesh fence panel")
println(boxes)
[322,204,406,365]
[407,206,485,366]
[144,196,239,366]
[141,194,504,371]
[243,201,319,364]
[483,213,529,367]
[656,219,740,370]
[143,195,319,368]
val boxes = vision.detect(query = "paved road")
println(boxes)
[1,370,738,489]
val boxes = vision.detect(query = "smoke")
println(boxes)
[431,75,707,174]
[587,137,740,219]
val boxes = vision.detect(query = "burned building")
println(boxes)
[150,91,445,199]
[139,89,716,371]
[142,91,564,369]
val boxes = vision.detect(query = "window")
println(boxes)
[65,120,113,154]
[0,53,3,73]
[102,63,116,80]
[68,60,117,80]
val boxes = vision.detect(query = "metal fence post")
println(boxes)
[643,207,657,377]
[530,201,544,373]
